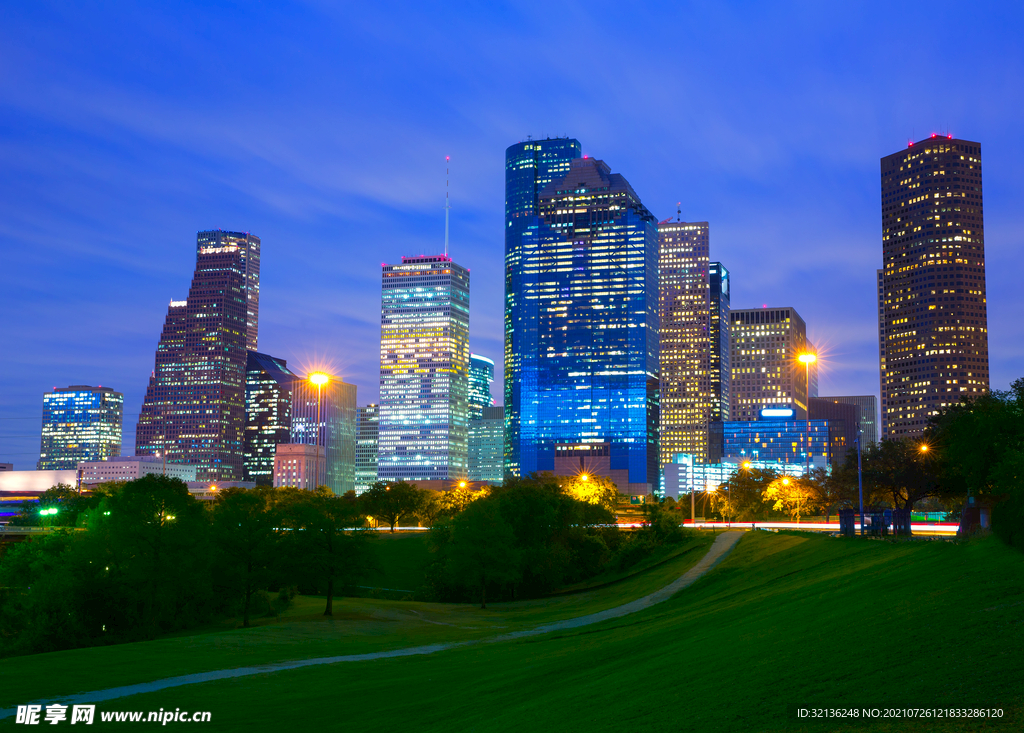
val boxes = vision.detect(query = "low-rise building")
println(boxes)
[273,443,320,491]
[78,455,198,485]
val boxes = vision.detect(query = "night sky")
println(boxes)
[2,2,1022,468]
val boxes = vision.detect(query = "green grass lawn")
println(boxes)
[8,532,1024,731]
[2,536,714,707]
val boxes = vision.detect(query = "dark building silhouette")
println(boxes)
[244,351,295,483]
[809,397,860,466]
[136,230,260,481]
[879,136,989,439]
[709,262,731,424]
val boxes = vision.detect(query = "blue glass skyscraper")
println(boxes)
[504,137,581,478]
[505,148,660,491]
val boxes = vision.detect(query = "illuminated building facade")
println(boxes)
[729,308,809,420]
[136,231,259,481]
[243,351,295,483]
[504,137,582,478]
[468,354,495,420]
[38,386,123,470]
[468,405,504,482]
[878,136,989,439]
[356,404,379,492]
[78,455,197,484]
[378,255,470,482]
[709,262,731,423]
[273,443,319,491]
[505,155,660,492]
[721,412,831,468]
[659,220,712,465]
[290,377,356,494]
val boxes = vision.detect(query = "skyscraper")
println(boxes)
[505,154,660,491]
[658,220,712,465]
[821,395,878,446]
[709,262,731,423]
[468,354,495,420]
[197,230,261,351]
[468,405,504,483]
[878,136,989,439]
[136,230,259,480]
[244,351,296,483]
[290,376,357,494]
[355,404,379,492]
[729,308,810,420]
[378,255,470,482]
[38,386,123,470]
[504,137,581,478]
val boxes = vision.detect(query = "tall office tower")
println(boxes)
[729,308,810,420]
[136,231,260,481]
[355,404,379,492]
[38,386,123,470]
[821,395,879,446]
[709,262,732,422]
[290,376,357,494]
[468,354,495,420]
[378,255,470,482]
[243,351,296,483]
[197,230,261,351]
[504,137,582,478]
[468,405,504,483]
[505,155,660,491]
[658,220,712,465]
[878,136,989,439]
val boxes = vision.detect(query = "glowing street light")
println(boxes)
[919,443,930,454]
[798,352,817,476]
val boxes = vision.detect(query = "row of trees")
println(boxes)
[0,471,681,655]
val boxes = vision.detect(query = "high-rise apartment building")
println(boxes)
[729,308,810,420]
[244,351,295,484]
[290,376,357,494]
[355,404,379,492]
[658,220,713,465]
[504,137,582,478]
[878,136,989,439]
[709,263,731,422]
[468,354,495,420]
[378,255,470,482]
[504,153,660,491]
[820,395,879,446]
[136,231,259,480]
[38,386,123,470]
[468,405,504,483]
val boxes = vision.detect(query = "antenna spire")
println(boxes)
[444,156,451,256]
[677,202,682,222]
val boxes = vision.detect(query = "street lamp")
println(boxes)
[855,430,864,536]
[798,352,817,477]
[309,372,330,491]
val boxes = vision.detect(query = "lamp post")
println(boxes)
[309,372,330,491]
[856,430,864,536]
[798,352,817,478]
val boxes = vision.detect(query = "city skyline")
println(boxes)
[3,4,1023,469]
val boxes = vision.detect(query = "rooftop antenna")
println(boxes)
[677,202,682,222]
[444,156,450,257]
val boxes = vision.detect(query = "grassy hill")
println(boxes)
[6,531,1023,731]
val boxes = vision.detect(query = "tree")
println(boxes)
[763,475,815,522]
[861,438,944,511]
[211,487,281,627]
[805,466,856,523]
[717,467,780,521]
[437,486,483,519]
[447,498,520,608]
[10,484,97,527]
[361,481,426,531]
[282,488,373,616]
[558,474,620,513]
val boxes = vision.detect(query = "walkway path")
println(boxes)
[1,531,744,716]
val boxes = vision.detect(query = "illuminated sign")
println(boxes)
[760,408,795,419]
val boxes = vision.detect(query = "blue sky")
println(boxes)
[2,1,1022,468]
